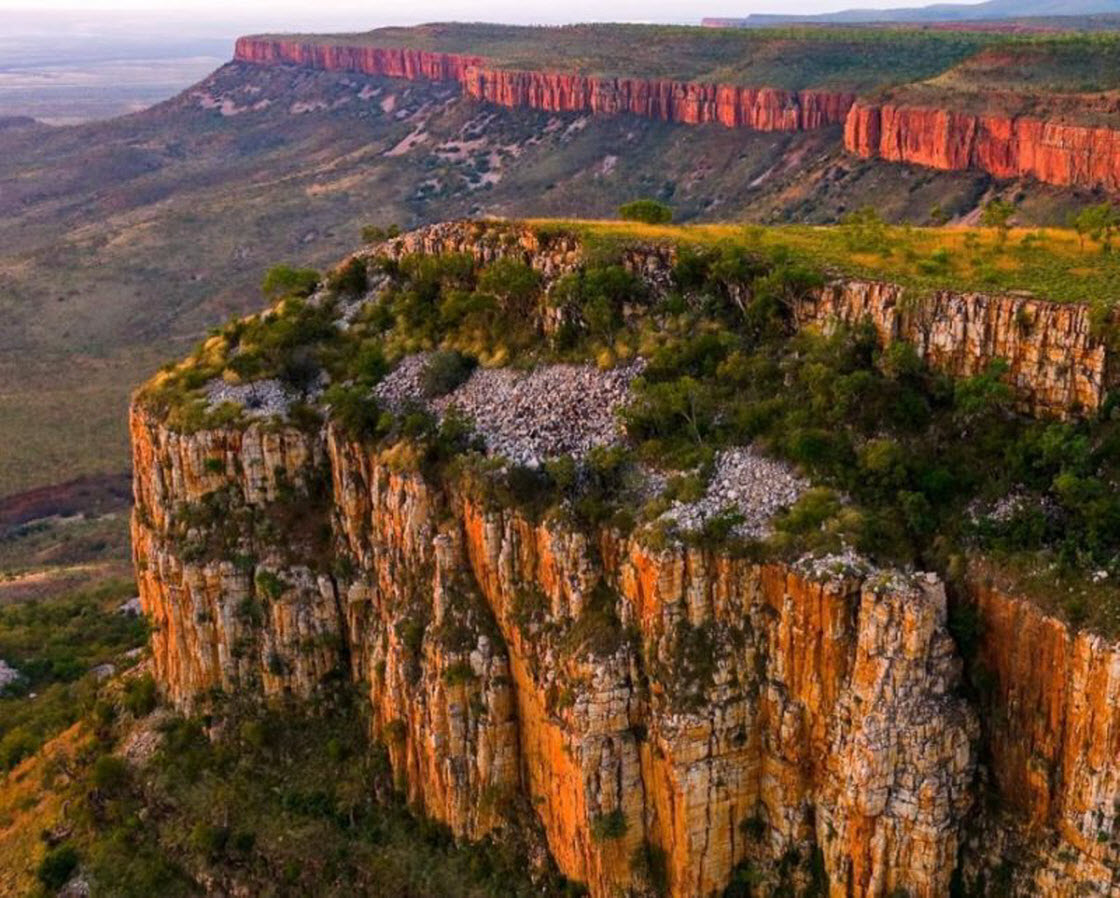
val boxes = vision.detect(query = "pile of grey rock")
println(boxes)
[660,447,808,540]
[206,378,292,418]
[434,361,643,465]
[375,353,643,465]
[373,352,434,410]
[0,659,21,692]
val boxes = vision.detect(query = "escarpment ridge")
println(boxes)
[232,37,855,132]
[845,96,1120,192]
[132,220,1120,895]
[232,26,1120,191]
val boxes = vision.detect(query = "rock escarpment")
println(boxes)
[791,279,1112,418]
[373,221,1115,419]
[232,37,854,133]
[132,221,1120,894]
[844,98,1120,192]
[133,401,977,896]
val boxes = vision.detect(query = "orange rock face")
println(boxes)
[131,224,1120,894]
[134,396,978,895]
[844,98,1120,191]
[232,37,854,133]
[792,278,1113,419]
[962,583,1120,893]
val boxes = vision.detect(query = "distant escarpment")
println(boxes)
[845,95,1120,192]
[232,37,855,132]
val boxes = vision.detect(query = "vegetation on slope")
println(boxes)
[1,684,579,897]
[552,214,1120,305]
[140,218,1120,635]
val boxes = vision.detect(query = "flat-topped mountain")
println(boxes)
[128,218,1120,896]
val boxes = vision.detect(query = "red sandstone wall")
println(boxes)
[845,98,1120,192]
[233,36,854,133]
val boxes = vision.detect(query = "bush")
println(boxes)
[361,223,400,243]
[124,674,158,717]
[37,844,80,890]
[326,257,369,297]
[421,350,477,398]
[590,808,628,841]
[262,265,319,300]
[92,754,130,793]
[618,199,672,224]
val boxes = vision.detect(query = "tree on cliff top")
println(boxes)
[619,199,672,225]
[982,199,1015,245]
[1072,203,1119,254]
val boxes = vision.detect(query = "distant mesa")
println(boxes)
[702,0,1120,26]
[232,25,1120,193]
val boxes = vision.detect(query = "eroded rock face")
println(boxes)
[372,221,1116,419]
[844,99,1120,192]
[232,37,854,133]
[792,279,1112,419]
[959,583,1120,895]
[133,401,978,896]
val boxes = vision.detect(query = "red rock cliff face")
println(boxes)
[844,98,1120,192]
[133,402,977,896]
[232,37,854,133]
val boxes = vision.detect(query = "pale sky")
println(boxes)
[0,0,986,29]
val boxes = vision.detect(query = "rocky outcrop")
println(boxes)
[371,221,1116,419]
[133,397,978,895]
[844,98,1120,192]
[791,279,1113,418]
[232,37,854,133]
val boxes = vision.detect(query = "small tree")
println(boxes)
[1073,202,1119,253]
[981,199,1016,245]
[619,199,672,224]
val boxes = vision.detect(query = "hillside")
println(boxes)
[705,0,1120,26]
[0,46,1012,505]
[118,217,1120,896]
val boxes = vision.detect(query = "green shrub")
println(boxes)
[326,257,369,297]
[92,754,130,793]
[618,199,672,224]
[262,265,319,300]
[37,844,80,890]
[124,674,158,717]
[421,350,477,398]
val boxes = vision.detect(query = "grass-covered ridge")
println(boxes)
[250,22,1000,90]
[543,217,1120,306]
[138,217,1120,636]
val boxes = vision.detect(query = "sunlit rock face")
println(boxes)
[845,99,1120,192]
[233,37,854,133]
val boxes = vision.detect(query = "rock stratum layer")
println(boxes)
[845,98,1120,192]
[232,37,855,133]
[232,36,1120,190]
[132,399,1120,895]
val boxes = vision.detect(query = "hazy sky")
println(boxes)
[0,0,984,29]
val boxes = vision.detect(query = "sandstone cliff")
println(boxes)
[844,97,1120,192]
[232,37,854,133]
[133,402,977,896]
[131,221,1120,895]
